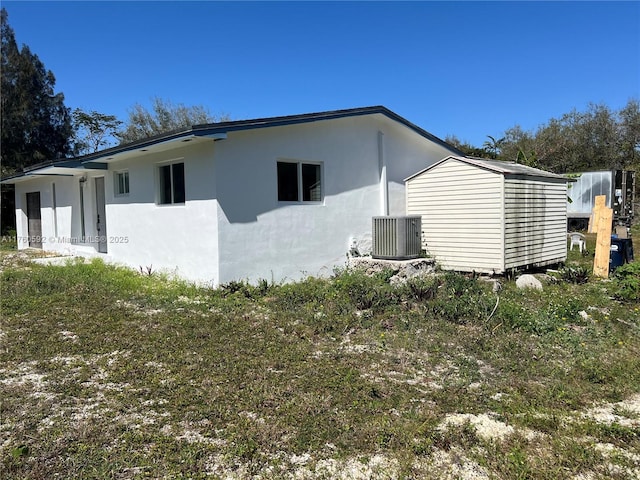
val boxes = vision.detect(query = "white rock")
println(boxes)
[516,274,543,290]
[579,310,591,321]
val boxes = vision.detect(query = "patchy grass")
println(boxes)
[1,249,639,479]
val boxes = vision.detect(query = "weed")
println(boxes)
[1,249,639,479]
[374,267,398,283]
[429,272,494,324]
[220,279,253,297]
[402,275,440,302]
[593,422,640,444]
[331,267,399,312]
[139,264,154,276]
[559,265,590,284]
[0,230,17,250]
[610,261,640,302]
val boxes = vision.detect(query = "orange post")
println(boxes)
[593,206,613,278]
[589,195,607,233]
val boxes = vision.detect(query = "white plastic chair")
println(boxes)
[568,232,586,253]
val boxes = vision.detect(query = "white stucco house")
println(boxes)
[3,106,463,285]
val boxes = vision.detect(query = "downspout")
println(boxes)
[378,131,389,216]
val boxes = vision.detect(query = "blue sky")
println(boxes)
[3,1,639,147]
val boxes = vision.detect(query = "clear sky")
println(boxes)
[3,1,639,148]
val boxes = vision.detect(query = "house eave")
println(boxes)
[1,161,107,184]
[2,105,463,184]
[75,106,463,165]
[79,132,228,165]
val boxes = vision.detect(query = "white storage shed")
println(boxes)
[406,156,570,274]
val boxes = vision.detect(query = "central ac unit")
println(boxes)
[372,216,422,260]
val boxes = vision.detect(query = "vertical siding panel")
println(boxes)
[503,178,567,269]
[500,172,506,272]
[407,158,569,273]
[406,159,503,273]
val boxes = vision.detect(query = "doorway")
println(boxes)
[94,177,108,253]
[26,192,42,248]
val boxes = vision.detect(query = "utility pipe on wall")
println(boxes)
[378,131,389,216]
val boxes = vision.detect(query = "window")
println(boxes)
[114,171,129,196]
[277,161,322,202]
[158,162,185,204]
[277,162,298,201]
[302,164,321,201]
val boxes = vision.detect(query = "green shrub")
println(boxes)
[0,229,17,250]
[496,298,529,329]
[331,267,398,312]
[402,275,441,302]
[501,293,581,335]
[219,279,272,299]
[429,272,494,324]
[271,276,332,310]
[374,267,398,283]
[611,261,640,302]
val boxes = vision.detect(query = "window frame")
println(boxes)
[277,159,323,204]
[156,160,186,205]
[114,170,130,197]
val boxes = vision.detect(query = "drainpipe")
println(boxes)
[378,131,389,216]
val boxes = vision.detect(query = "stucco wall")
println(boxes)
[213,117,378,284]
[104,141,219,284]
[14,175,87,254]
[213,114,454,284]
[383,119,459,215]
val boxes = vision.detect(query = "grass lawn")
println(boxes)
[1,235,639,479]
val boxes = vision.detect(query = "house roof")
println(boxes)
[0,159,108,184]
[2,106,464,184]
[405,155,572,182]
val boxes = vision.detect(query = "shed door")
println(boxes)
[26,192,42,248]
[95,177,108,253]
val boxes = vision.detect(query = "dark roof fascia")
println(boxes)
[503,173,573,183]
[1,159,107,183]
[23,158,82,172]
[22,159,107,173]
[193,106,466,156]
[0,171,25,183]
[77,129,213,164]
[3,106,464,178]
[75,106,464,165]
[373,108,466,157]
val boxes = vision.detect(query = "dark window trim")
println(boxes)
[277,160,323,203]
[157,161,186,205]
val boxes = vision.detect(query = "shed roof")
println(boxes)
[2,106,464,184]
[405,155,571,182]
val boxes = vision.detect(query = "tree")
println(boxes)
[1,8,73,234]
[117,97,230,144]
[482,135,505,159]
[618,99,640,168]
[500,125,538,165]
[1,7,72,173]
[488,100,640,173]
[71,108,122,155]
[444,135,487,157]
